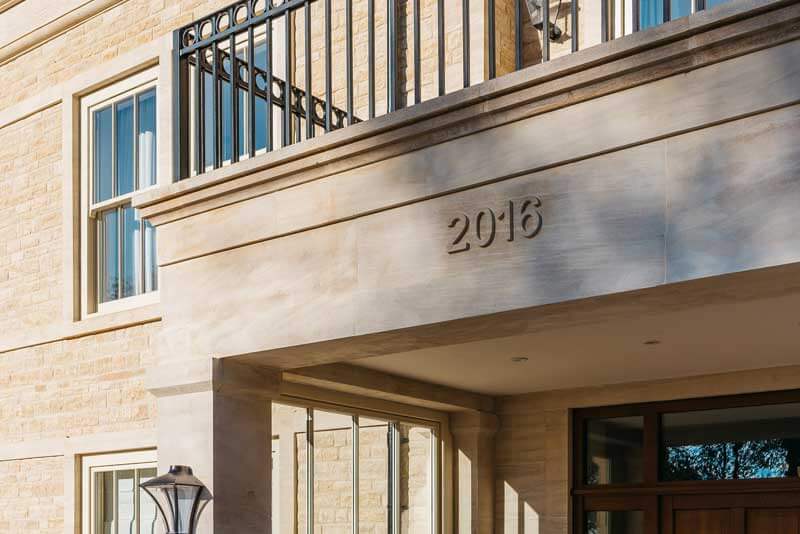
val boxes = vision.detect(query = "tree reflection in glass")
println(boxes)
[661,404,800,481]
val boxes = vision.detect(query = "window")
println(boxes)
[82,69,159,314]
[573,391,800,534]
[81,450,158,534]
[661,403,800,481]
[271,401,441,533]
[638,0,730,30]
[585,416,645,485]
[587,510,644,534]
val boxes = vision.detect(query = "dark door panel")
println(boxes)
[746,509,799,534]
[665,493,800,534]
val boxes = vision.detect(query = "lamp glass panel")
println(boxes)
[175,485,200,533]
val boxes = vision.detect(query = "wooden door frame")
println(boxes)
[572,389,800,534]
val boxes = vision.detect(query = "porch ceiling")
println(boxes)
[349,276,800,396]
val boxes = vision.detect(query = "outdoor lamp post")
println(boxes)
[139,465,212,534]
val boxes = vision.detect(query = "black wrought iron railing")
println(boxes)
[173,0,727,180]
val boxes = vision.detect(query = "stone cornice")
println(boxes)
[0,303,162,355]
[0,0,24,15]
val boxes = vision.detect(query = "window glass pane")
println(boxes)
[671,0,692,19]
[399,423,432,533]
[640,0,664,29]
[137,89,157,189]
[138,468,158,534]
[238,88,247,158]
[360,417,389,531]
[94,106,113,203]
[254,42,267,153]
[117,469,136,534]
[96,471,115,534]
[661,403,800,481]
[116,97,135,195]
[585,416,644,485]
[706,0,729,8]
[121,205,140,299]
[99,209,119,303]
[313,410,354,532]
[272,403,308,533]
[586,510,644,534]
[222,62,232,162]
[204,72,215,170]
[144,220,158,293]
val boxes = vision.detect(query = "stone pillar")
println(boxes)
[452,411,499,534]
[148,357,279,533]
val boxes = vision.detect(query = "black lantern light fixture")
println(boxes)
[139,465,212,534]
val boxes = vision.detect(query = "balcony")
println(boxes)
[172,0,732,180]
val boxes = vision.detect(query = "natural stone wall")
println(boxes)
[0,323,158,534]
[0,106,62,335]
[0,322,158,444]
[0,457,63,533]
[495,402,569,534]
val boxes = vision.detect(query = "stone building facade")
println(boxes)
[3,0,800,534]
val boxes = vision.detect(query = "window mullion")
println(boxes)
[306,408,314,534]
[644,411,660,485]
[134,469,140,534]
[388,421,400,534]
[96,215,103,309]
[112,102,117,198]
[431,427,440,534]
[139,218,145,296]
[352,415,359,534]
[113,470,119,534]
[134,94,139,192]
[117,206,123,301]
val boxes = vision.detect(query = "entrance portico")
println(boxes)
[134,3,800,532]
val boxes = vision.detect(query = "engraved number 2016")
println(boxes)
[448,197,543,254]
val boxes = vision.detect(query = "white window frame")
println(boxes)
[80,449,159,534]
[80,67,161,318]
